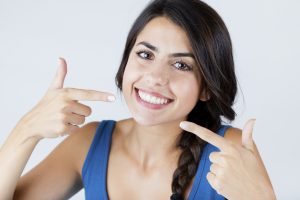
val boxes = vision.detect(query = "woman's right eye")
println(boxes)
[136,50,153,60]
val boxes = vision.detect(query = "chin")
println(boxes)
[132,115,162,127]
[131,113,184,127]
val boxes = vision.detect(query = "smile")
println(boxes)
[134,88,173,110]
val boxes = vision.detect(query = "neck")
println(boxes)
[124,118,185,170]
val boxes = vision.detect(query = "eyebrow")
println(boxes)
[136,41,195,59]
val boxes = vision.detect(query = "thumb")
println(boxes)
[49,57,67,90]
[242,118,256,151]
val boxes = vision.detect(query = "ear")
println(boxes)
[199,88,210,101]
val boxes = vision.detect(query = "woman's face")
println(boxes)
[122,16,204,126]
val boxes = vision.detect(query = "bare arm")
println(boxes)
[13,121,99,200]
[0,58,114,200]
[0,123,81,200]
[0,125,40,199]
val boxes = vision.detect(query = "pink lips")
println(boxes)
[134,88,173,110]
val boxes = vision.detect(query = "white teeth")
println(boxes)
[138,89,169,105]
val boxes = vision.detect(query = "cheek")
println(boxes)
[122,58,141,92]
[172,75,200,104]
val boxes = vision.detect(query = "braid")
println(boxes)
[171,101,221,200]
[171,131,205,199]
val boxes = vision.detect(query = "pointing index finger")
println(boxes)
[180,121,229,151]
[64,88,116,102]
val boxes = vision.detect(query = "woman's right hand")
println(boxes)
[15,57,115,140]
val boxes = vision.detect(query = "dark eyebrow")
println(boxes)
[137,41,158,52]
[136,41,195,59]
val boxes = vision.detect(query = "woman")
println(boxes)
[0,0,276,199]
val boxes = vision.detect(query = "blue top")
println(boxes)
[82,120,231,200]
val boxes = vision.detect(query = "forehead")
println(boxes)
[135,17,193,52]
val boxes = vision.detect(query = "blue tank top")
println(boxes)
[82,120,231,200]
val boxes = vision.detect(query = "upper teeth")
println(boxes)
[138,90,169,105]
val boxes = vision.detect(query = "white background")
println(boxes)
[0,0,299,199]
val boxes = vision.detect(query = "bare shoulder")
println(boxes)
[68,121,100,149]
[64,121,101,173]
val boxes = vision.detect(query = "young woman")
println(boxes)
[0,0,276,199]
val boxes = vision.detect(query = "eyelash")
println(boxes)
[135,50,193,72]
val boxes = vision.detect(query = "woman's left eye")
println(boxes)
[173,61,192,71]
[136,50,153,60]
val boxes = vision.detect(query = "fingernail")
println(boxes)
[58,57,63,66]
[107,95,116,102]
[179,121,188,129]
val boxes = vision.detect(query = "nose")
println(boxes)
[144,63,169,87]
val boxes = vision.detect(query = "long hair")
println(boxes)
[115,0,237,199]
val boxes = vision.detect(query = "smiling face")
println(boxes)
[122,16,206,126]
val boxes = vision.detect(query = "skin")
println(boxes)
[0,17,276,200]
[180,120,276,199]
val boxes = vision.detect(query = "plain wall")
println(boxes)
[0,0,299,199]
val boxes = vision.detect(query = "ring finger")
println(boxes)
[209,163,221,176]
[66,113,85,125]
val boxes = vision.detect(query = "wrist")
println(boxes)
[11,122,42,146]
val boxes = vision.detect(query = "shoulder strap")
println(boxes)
[82,120,116,200]
[188,125,231,200]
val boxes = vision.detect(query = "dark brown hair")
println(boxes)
[115,0,237,199]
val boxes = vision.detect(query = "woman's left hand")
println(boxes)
[179,119,276,200]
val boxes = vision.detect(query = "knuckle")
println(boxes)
[59,95,70,108]
[218,168,226,177]
[86,107,92,116]
[214,178,225,194]
[79,116,85,124]
[61,101,71,112]
[72,115,85,125]
[214,179,222,190]
[210,165,218,175]
[68,125,79,134]
[56,123,66,133]
[216,155,227,167]
[209,152,216,160]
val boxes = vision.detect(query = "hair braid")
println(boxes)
[171,101,219,200]
[171,131,204,197]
